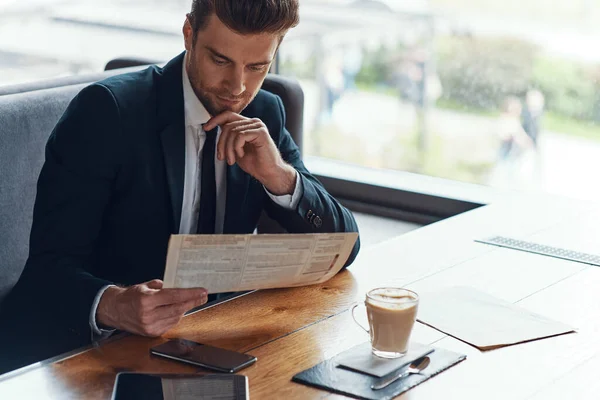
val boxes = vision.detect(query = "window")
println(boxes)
[279,0,600,201]
[2,0,598,205]
[0,0,188,86]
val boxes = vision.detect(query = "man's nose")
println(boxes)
[225,67,246,96]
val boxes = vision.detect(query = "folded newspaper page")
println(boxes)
[162,232,358,293]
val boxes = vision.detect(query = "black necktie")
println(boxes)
[197,126,218,234]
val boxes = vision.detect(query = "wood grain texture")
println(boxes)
[1,196,598,399]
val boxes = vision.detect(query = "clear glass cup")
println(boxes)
[352,287,419,358]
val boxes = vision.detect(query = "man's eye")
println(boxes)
[213,58,228,66]
[249,66,266,72]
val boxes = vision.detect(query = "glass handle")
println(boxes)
[351,303,370,334]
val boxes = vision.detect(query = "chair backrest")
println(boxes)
[0,65,304,305]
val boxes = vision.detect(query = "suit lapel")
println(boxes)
[157,52,186,233]
[159,122,185,233]
[224,164,250,233]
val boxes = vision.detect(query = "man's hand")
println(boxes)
[96,279,208,337]
[204,112,296,196]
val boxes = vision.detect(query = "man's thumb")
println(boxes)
[145,279,164,290]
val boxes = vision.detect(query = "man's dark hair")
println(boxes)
[188,0,299,38]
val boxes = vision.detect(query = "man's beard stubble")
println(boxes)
[186,61,254,117]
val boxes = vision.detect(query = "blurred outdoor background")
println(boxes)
[1,0,599,199]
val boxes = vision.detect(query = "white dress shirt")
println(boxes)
[89,52,302,337]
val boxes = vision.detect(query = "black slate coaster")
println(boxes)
[292,344,466,400]
[336,342,434,378]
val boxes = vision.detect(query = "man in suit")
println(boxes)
[0,0,359,373]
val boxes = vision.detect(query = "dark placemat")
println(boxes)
[292,344,466,400]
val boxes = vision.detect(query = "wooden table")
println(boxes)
[1,195,599,399]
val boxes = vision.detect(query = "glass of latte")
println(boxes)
[352,288,419,358]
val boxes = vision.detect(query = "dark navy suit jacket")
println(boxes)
[0,52,359,371]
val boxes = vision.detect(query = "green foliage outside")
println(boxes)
[282,32,600,185]
[543,111,600,139]
[436,97,600,139]
[349,34,600,137]
[435,35,600,125]
[310,122,494,184]
[436,36,537,110]
[532,56,600,122]
[354,44,396,87]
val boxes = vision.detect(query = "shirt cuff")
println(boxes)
[89,284,117,339]
[264,170,303,210]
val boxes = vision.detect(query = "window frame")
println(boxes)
[304,156,507,224]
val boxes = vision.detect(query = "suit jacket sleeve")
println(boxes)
[263,96,361,267]
[14,84,123,339]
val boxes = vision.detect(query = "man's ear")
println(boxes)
[183,16,193,51]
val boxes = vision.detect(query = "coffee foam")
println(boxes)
[368,291,417,310]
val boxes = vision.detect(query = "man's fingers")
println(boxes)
[137,295,208,336]
[223,119,256,131]
[238,128,263,140]
[153,297,206,321]
[234,134,246,159]
[144,279,164,290]
[223,121,262,162]
[216,125,227,162]
[151,287,208,307]
[216,121,252,162]
[233,129,261,159]
[163,296,207,319]
[204,111,245,132]
[225,126,239,165]
[222,122,252,164]
[210,113,250,161]
[231,123,262,140]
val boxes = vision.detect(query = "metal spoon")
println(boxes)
[371,356,431,390]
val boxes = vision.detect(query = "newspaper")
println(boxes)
[163,232,358,292]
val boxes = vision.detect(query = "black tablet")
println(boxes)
[111,372,249,400]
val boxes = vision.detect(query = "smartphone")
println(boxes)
[111,372,249,400]
[150,339,257,373]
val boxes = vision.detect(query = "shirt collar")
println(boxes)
[182,51,211,128]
